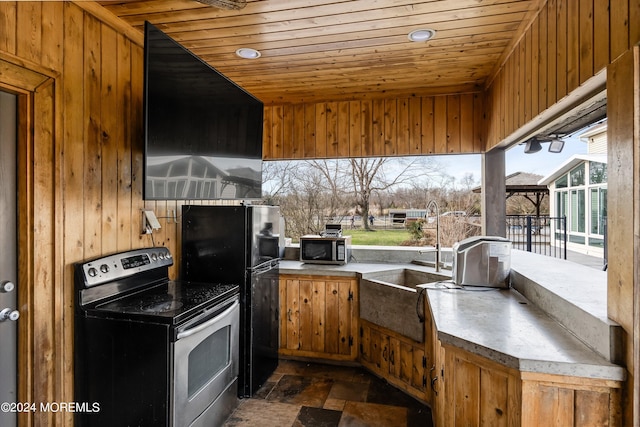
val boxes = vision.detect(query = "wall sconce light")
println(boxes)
[548,138,565,153]
[523,136,565,154]
[523,138,542,154]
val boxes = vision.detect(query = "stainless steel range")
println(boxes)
[74,247,240,427]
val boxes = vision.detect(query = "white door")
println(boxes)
[0,90,18,427]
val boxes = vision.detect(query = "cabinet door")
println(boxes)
[426,321,446,427]
[389,336,401,379]
[521,375,621,427]
[369,326,387,372]
[424,297,438,406]
[395,340,426,394]
[281,277,301,352]
[359,322,371,363]
[434,342,446,427]
[442,345,516,427]
[280,275,357,360]
[409,344,426,393]
[325,279,355,356]
[359,319,428,402]
[398,340,412,385]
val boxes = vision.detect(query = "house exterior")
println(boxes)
[145,155,262,200]
[540,123,608,258]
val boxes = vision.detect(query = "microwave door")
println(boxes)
[304,243,330,260]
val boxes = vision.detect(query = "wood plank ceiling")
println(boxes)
[98,0,543,105]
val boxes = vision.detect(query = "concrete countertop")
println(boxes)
[509,250,621,363]
[279,259,443,278]
[279,254,625,382]
[421,283,624,381]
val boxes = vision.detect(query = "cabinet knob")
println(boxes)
[0,308,20,322]
[0,281,15,293]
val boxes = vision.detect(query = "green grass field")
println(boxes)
[341,228,413,246]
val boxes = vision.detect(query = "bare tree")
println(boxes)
[446,173,481,214]
[263,156,448,239]
[405,172,482,246]
[262,160,297,204]
[277,163,329,237]
[506,194,549,215]
[348,157,439,230]
[308,159,350,220]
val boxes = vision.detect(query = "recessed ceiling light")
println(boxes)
[235,48,261,59]
[408,29,436,42]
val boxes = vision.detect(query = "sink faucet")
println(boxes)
[419,200,441,272]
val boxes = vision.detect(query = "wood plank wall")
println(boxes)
[606,46,638,427]
[485,0,640,150]
[483,1,640,422]
[0,2,192,425]
[262,93,485,160]
[259,0,640,158]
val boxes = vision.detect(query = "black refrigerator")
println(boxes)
[181,204,281,397]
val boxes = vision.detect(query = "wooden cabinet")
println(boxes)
[279,274,622,427]
[359,319,426,402]
[432,339,446,424]
[519,372,622,427]
[279,274,358,361]
[439,344,520,427]
[424,296,622,427]
[435,344,622,427]
[423,295,438,407]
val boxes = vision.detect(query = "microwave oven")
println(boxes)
[299,235,352,265]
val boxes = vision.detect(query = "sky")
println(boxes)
[262,133,591,192]
[437,134,588,185]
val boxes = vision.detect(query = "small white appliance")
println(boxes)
[452,236,511,288]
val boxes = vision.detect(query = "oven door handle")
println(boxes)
[176,299,239,340]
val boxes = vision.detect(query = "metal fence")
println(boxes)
[506,215,567,259]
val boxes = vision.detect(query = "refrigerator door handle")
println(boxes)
[252,259,279,275]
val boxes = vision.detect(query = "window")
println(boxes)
[554,161,607,249]
[589,161,607,184]
[555,174,568,188]
[570,164,585,186]
[589,237,604,248]
[555,191,568,241]
[569,234,586,244]
[590,187,607,236]
[590,188,599,234]
[570,189,585,233]
[556,191,567,229]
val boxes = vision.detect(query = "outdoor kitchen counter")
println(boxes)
[279,260,431,277]
[421,283,624,381]
[280,255,625,382]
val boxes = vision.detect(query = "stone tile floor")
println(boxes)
[223,360,433,427]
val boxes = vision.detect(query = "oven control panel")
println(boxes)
[79,247,173,287]
[121,254,152,270]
